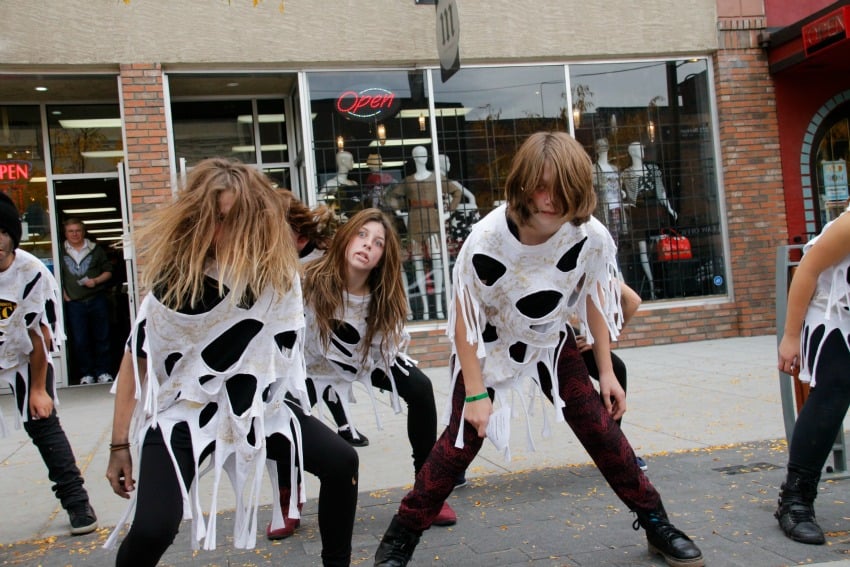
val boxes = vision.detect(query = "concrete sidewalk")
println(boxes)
[2,334,850,566]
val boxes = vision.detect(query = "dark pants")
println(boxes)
[395,335,660,532]
[118,405,359,567]
[307,358,437,474]
[21,365,90,510]
[788,329,850,475]
[65,293,111,378]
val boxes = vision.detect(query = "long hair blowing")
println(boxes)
[505,131,597,227]
[303,208,407,363]
[136,158,299,309]
[283,190,339,251]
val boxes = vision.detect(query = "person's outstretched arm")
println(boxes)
[779,212,850,375]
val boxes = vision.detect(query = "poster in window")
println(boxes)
[823,159,848,202]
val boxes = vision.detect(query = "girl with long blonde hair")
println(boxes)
[105,159,358,567]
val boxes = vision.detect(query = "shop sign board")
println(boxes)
[823,159,849,202]
[803,6,849,57]
[335,87,400,122]
[436,0,460,82]
[0,160,31,183]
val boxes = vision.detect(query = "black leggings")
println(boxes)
[116,405,358,567]
[788,328,850,476]
[299,359,437,474]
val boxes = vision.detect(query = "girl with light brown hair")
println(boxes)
[105,158,358,567]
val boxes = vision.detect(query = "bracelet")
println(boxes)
[109,442,131,452]
[464,392,489,403]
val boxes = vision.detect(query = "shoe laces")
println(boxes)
[632,514,689,543]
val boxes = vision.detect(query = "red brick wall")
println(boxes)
[119,63,172,231]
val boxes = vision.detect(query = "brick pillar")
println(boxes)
[119,63,172,231]
[713,15,788,336]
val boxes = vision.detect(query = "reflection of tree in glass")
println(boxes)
[572,84,595,116]
[52,128,108,174]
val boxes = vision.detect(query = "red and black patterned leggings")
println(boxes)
[397,335,660,532]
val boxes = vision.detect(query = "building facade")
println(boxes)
[0,1,797,382]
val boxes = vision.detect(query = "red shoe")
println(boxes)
[266,487,302,540]
[431,501,457,527]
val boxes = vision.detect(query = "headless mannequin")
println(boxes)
[319,151,359,217]
[621,142,677,299]
[592,138,625,246]
[386,146,460,320]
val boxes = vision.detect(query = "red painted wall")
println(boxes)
[765,0,838,27]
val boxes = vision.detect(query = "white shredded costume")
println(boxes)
[798,211,850,387]
[0,250,64,436]
[105,265,310,551]
[445,204,622,454]
[304,291,415,439]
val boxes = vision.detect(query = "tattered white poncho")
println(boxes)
[105,267,310,551]
[304,291,414,441]
[446,205,621,455]
[0,250,64,437]
[799,211,850,387]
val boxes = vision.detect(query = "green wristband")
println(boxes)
[464,392,489,403]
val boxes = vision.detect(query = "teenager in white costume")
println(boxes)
[0,192,98,536]
[775,205,850,545]
[374,132,703,567]
[105,159,357,566]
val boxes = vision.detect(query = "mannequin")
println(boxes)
[592,138,625,247]
[621,141,678,299]
[318,151,359,217]
[386,145,460,320]
[437,154,479,259]
[364,153,395,209]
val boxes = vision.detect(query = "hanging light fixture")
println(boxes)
[336,136,344,151]
[572,106,581,128]
[647,120,656,143]
[609,114,618,135]
[418,113,427,132]
[377,123,387,146]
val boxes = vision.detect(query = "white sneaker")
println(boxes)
[97,373,113,384]
[79,375,95,385]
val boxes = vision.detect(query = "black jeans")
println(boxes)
[118,406,359,567]
[21,364,89,510]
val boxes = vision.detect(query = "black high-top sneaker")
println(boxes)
[374,515,422,567]
[775,468,825,544]
[633,503,704,567]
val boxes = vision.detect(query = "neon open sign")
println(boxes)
[0,161,31,183]
[336,87,400,122]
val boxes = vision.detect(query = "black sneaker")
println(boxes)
[634,505,704,566]
[68,502,98,535]
[636,456,648,471]
[454,473,468,489]
[338,427,370,447]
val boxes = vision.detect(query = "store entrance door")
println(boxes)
[52,176,130,386]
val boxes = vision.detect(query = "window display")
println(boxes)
[307,58,727,319]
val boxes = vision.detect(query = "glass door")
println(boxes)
[51,176,130,386]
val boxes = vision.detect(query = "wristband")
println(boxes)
[464,392,489,403]
[109,442,131,452]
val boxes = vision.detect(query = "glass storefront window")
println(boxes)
[172,100,256,165]
[47,104,123,175]
[308,70,448,321]
[306,60,726,317]
[429,65,569,269]
[814,108,849,228]
[570,59,726,301]
[0,105,53,266]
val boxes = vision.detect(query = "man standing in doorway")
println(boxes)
[60,218,113,385]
